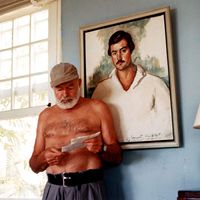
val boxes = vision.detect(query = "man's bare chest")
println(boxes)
[44,116,100,138]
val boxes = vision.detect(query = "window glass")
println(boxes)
[31,10,48,42]
[13,77,29,109]
[31,74,48,106]
[0,116,46,198]
[0,81,11,111]
[31,41,48,73]
[0,9,50,112]
[0,21,12,50]
[0,50,12,80]
[13,45,30,77]
[13,15,30,46]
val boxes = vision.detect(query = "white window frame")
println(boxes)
[0,0,61,120]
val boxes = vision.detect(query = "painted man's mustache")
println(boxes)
[116,60,124,64]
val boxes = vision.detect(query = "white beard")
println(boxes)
[56,88,81,109]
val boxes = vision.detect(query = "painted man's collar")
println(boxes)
[110,65,147,89]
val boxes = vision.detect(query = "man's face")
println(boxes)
[110,39,132,71]
[53,78,81,109]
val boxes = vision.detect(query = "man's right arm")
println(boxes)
[29,111,49,173]
[29,150,49,173]
[29,110,65,173]
[29,146,63,173]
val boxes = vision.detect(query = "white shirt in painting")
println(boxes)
[92,65,173,143]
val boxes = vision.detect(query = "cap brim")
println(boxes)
[51,76,78,87]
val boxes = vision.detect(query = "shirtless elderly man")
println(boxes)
[29,63,122,200]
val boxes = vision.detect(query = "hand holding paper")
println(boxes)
[61,132,101,152]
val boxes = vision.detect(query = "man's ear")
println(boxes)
[79,78,82,86]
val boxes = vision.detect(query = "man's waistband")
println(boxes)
[47,168,103,187]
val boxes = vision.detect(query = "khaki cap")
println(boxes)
[50,63,79,87]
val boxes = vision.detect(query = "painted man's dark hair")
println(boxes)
[108,30,135,56]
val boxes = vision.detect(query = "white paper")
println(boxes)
[61,131,101,152]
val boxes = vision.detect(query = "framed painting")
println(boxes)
[80,6,179,149]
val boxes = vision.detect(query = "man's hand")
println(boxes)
[84,136,103,154]
[44,147,64,166]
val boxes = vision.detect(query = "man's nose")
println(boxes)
[117,51,122,60]
[63,89,69,97]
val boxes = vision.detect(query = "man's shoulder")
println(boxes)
[96,76,112,86]
[39,105,55,118]
[145,72,166,83]
[89,98,110,113]
[82,97,105,106]
[77,98,108,116]
[83,97,108,109]
[136,65,168,88]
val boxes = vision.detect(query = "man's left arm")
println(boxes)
[94,100,122,165]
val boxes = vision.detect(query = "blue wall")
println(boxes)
[61,0,200,199]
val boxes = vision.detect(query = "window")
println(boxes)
[0,7,53,113]
[0,0,61,199]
